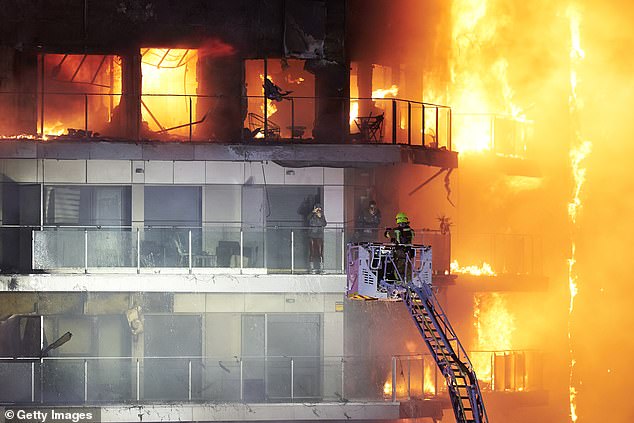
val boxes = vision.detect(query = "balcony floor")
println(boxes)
[0,138,458,169]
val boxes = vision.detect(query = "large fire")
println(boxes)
[566,4,591,422]
[472,293,515,385]
[141,48,198,137]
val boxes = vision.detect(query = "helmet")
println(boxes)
[395,212,409,224]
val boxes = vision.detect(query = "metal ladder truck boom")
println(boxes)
[347,242,490,423]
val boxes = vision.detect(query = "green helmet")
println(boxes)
[396,212,409,224]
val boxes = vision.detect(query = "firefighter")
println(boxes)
[384,212,415,245]
[384,212,415,283]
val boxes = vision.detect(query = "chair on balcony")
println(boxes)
[354,113,384,142]
[247,113,281,139]
[174,238,189,266]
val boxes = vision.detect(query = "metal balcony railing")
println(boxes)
[0,351,542,405]
[0,91,452,149]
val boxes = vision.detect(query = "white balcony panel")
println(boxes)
[43,159,86,183]
[87,160,131,184]
[174,161,205,184]
[283,167,323,185]
[244,161,284,185]
[144,161,173,184]
[2,159,38,182]
[205,161,245,184]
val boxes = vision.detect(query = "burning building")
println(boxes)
[1,0,626,422]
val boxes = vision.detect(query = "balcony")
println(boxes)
[0,351,542,404]
[23,226,451,276]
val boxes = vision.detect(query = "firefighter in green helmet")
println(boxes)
[385,212,415,245]
[384,212,415,283]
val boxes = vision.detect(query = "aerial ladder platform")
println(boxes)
[347,243,489,423]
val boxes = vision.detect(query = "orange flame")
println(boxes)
[567,4,590,422]
[451,260,497,276]
[259,74,278,118]
[372,85,399,99]
[472,293,515,384]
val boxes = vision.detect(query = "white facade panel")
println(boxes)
[43,159,86,183]
[132,161,145,183]
[244,161,284,185]
[206,161,245,184]
[206,293,246,313]
[324,186,344,224]
[86,160,131,184]
[3,159,38,182]
[174,293,206,312]
[283,167,323,185]
[174,161,205,184]
[244,293,285,312]
[144,161,173,184]
[324,167,344,185]
[283,293,324,312]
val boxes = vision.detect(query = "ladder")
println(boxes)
[346,243,489,423]
[404,282,489,423]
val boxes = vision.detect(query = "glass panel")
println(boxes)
[142,357,190,401]
[242,227,265,268]
[33,229,85,269]
[42,359,84,403]
[0,360,34,402]
[202,358,240,402]
[87,358,134,402]
[87,229,135,267]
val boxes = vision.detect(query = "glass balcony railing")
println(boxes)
[0,351,542,405]
[31,226,347,274]
[28,226,452,275]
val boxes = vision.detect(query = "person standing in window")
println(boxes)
[356,200,382,242]
[307,203,327,274]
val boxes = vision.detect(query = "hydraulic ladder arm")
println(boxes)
[347,243,489,423]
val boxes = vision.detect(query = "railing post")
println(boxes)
[391,100,397,144]
[391,356,397,402]
[188,359,192,401]
[84,229,88,273]
[188,229,192,273]
[136,228,141,273]
[240,358,244,402]
[291,230,295,274]
[189,96,193,142]
[290,357,294,402]
[240,229,244,272]
[136,359,140,401]
[84,359,88,402]
[407,102,412,145]
[421,104,426,146]
[435,107,439,147]
[448,108,452,151]
[341,357,345,400]
[40,357,44,403]
[341,229,345,274]
[31,361,35,402]
[84,94,88,139]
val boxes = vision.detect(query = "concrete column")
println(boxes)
[0,47,37,135]
[196,56,244,142]
[121,51,141,140]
